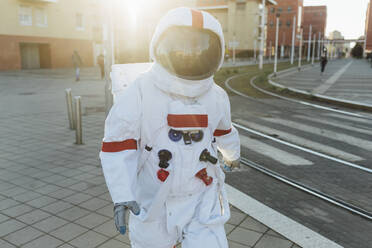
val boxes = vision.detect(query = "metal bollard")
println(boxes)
[74,96,83,145]
[65,89,74,129]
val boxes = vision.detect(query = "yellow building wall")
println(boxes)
[0,0,97,40]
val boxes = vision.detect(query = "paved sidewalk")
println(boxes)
[0,68,300,248]
[274,58,372,105]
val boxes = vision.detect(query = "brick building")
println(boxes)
[365,1,372,52]
[0,0,104,71]
[266,0,304,57]
[302,6,327,42]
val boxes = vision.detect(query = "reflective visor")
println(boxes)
[154,26,222,80]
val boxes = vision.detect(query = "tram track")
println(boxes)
[223,70,372,222]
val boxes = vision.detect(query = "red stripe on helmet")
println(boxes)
[213,128,232,137]
[101,139,137,152]
[167,114,208,128]
[191,9,203,28]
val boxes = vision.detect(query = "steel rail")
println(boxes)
[240,157,372,221]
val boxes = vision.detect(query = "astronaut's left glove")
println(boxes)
[114,201,140,235]
[223,157,241,171]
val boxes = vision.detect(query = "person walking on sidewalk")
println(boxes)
[72,50,83,81]
[100,7,240,248]
[320,47,328,76]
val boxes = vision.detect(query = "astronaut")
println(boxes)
[100,7,240,248]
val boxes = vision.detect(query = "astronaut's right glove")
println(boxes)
[114,201,140,235]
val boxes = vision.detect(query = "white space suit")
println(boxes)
[100,7,240,248]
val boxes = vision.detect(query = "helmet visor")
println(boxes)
[154,26,222,80]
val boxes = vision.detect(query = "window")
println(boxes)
[76,13,84,30]
[19,5,32,26]
[237,2,246,10]
[35,8,47,27]
[286,20,291,27]
[278,7,282,13]
[279,20,282,26]
[288,6,292,12]
[270,7,275,13]
[269,20,274,27]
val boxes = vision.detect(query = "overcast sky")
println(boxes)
[303,0,370,39]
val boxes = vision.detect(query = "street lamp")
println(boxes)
[290,15,296,65]
[298,26,303,71]
[274,13,280,75]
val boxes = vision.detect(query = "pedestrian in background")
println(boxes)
[97,54,105,79]
[320,47,328,76]
[72,50,83,81]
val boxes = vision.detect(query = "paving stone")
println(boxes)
[11,191,42,203]
[22,234,63,248]
[228,240,251,248]
[0,239,17,248]
[1,203,34,217]
[26,195,58,208]
[254,234,293,248]
[33,216,69,232]
[79,197,110,211]
[114,233,131,245]
[50,222,88,242]
[1,186,28,197]
[57,244,75,248]
[56,206,91,221]
[240,216,269,233]
[64,192,93,204]
[48,188,76,199]
[227,210,247,226]
[0,219,26,236]
[4,226,43,246]
[93,220,118,238]
[225,223,235,235]
[291,244,302,248]
[228,227,263,247]
[41,201,73,214]
[33,184,61,194]
[97,239,131,248]
[68,230,109,248]
[17,209,51,224]
[74,212,110,228]
[0,198,19,210]
[0,213,10,223]
[267,229,287,240]
[96,204,113,218]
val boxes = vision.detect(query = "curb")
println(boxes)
[267,65,372,112]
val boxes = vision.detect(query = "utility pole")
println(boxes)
[259,0,265,69]
[311,34,316,65]
[290,15,296,65]
[298,28,303,71]
[307,24,312,61]
[233,35,236,65]
[274,15,279,75]
[254,39,257,63]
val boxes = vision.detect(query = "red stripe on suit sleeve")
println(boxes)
[101,139,137,152]
[213,128,232,137]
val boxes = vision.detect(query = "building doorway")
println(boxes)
[20,43,51,69]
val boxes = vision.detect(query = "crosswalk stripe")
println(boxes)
[294,115,372,136]
[235,119,363,162]
[322,113,372,125]
[262,117,372,150]
[239,135,313,166]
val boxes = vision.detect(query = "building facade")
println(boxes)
[266,0,304,57]
[365,1,372,52]
[0,0,103,71]
[197,0,276,58]
[302,6,327,41]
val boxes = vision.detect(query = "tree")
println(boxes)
[351,43,363,58]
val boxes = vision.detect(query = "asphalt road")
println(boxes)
[225,71,372,248]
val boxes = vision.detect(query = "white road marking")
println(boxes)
[323,113,372,125]
[236,119,363,162]
[225,184,344,248]
[312,61,353,94]
[262,117,372,150]
[239,135,313,166]
[294,115,372,136]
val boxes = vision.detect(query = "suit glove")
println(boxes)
[114,201,140,235]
